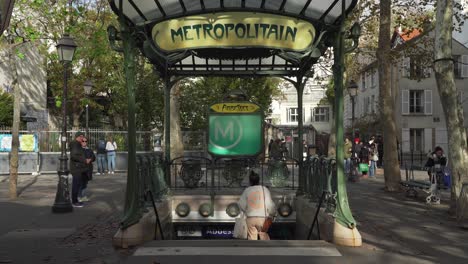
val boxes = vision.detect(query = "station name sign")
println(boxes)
[210,102,260,113]
[152,12,315,52]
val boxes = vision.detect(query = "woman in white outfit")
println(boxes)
[105,137,117,174]
[238,171,276,240]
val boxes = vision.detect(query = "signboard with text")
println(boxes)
[0,134,38,152]
[152,12,316,52]
[208,102,263,157]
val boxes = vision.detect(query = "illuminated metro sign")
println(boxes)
[152,12,316,52]
[208,102,263,157]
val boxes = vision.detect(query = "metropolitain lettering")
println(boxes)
[171,23,297,43]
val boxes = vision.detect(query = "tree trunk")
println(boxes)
[72,112,80,129]
[378,0,401,191]
[170,81,184,159]
[433,0,468,216]
[9,47,20,199]
[327,109,336,157]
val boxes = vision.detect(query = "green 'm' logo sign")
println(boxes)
[208,102,263,157]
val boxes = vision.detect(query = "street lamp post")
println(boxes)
[348,80,358,177]
[83,80,93,137]
[52,33,77,213]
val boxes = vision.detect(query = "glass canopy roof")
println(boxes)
[109,0,358,77]
[110,0,357,26]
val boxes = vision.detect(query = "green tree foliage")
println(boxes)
[135,62,164,130]
[0,91,13,126]
[179,77,281,130]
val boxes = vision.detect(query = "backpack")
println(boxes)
[98,140,106,151]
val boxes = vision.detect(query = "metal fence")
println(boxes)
[167,156,300,190]
[302,156,337,213]
[0,127,206,154]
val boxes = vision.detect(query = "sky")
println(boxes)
[454,0,468,47]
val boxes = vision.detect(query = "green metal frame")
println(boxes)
[108,0,360,231]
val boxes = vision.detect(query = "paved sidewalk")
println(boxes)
[345,168,468,264]
[0,173,129,263]
[0,169,467,263]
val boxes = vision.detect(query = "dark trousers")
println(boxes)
[72,172,84,203]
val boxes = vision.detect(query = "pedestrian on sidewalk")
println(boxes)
[106,136,117,174]
[96,138,107,175]
[344,137,352,176]
[358,142,370,178]
[79,137,95,202]
[69,132,90,208]
[369,143,378,178]
[238,171,276,240]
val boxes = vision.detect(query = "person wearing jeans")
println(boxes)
[106,137,117,174]
[369,144,378,178]
[69,131,90,207]
[96,138,107,174]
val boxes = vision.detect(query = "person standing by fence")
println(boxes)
[69,132,90,208]
[96,138,107,175]
[79,137,95,202]
[106,137,117,174]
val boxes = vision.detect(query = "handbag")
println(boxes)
[358,163,369,172]
[261,186,273,232]
[233,212,247,239]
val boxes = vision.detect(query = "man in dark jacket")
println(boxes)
[69,131,90,207]
[79,137,95,202]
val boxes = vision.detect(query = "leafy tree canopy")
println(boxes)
[0,91,13,126]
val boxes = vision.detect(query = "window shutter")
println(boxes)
[402,57,410,77]
[424,90,432,115]
[402,90,409,115]
[287,108,290,122]
[424,128,433,153]
[423,67,431,78]
[366,72,371,88]
[462,55,468,78]
[402,128,410,152]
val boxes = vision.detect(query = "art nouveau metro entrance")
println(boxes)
[106,0,362,250]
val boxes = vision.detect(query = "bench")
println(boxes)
[400,165,446,204]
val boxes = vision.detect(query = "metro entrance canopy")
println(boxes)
[109,0,357,77]
[108,0,361,245]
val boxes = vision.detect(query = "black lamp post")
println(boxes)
[83,80,93,137]
[52,33,77,213]
[348,80,358,166]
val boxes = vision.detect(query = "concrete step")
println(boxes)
[125,240,343,264]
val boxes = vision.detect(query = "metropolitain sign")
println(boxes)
[152,12,316,52]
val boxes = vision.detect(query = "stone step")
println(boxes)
[125,240,342,264]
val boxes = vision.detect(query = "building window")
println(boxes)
[371,70,376,88]
[371,95,375,114]
[409,90,424,113]
[287,108,298,123]
[313,107,329,122]
[410,128,424,152]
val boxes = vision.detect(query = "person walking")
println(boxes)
[106,137,117,174]
[69,132,90,208]
[369,143,378,178]
[268,139,274,158]
[358,142,370,178]
[238,171,276,240]
[79,137,95,202]
[344,137,353,176]
[96,138,107,175]
[270,139,282,160]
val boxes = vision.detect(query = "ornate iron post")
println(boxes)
[332,6,361,228]
[52,33,77,213]
[107,7,142,228]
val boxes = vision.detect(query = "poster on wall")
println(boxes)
[0,134,38,152]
